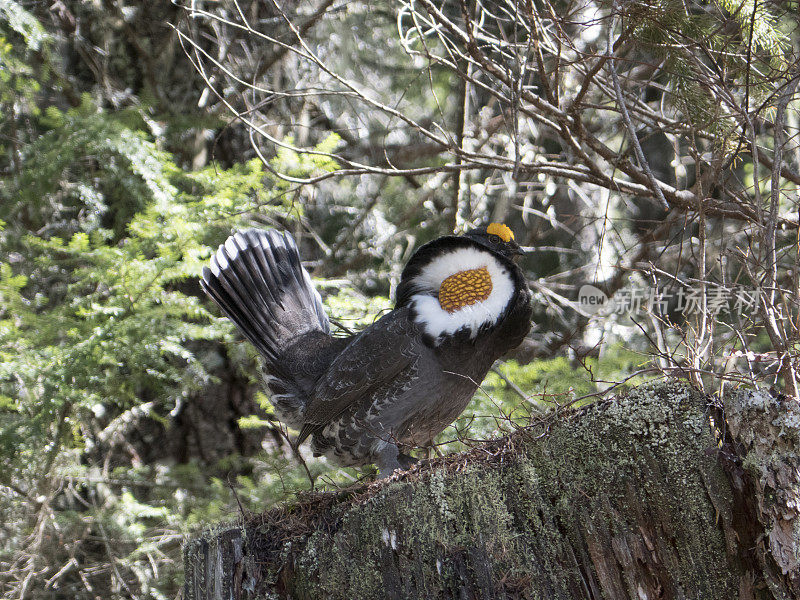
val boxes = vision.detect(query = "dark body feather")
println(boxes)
[202,229,532,476]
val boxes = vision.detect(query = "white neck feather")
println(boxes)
[408,247,514,342]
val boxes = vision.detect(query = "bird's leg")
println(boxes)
[375,444,403,478]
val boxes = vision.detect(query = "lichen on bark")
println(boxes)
[183,381,800,599]
[724,388,800,596]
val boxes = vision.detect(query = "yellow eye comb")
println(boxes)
[486,223,514,242]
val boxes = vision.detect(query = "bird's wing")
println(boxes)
[295,310,418,446]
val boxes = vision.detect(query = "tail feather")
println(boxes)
[201,229,330,368]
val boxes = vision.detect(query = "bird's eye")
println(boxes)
[489,234,501,244]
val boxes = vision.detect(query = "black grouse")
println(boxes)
[201,223,532,476]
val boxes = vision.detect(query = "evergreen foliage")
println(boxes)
[1,0,798,597]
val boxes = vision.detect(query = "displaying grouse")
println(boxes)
[201,223,532,476]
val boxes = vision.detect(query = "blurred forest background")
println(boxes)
[1,0,799,598]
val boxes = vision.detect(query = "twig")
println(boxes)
[607,5,669,211]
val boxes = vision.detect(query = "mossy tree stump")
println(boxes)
[183,382,800,599]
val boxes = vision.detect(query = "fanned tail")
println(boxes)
[201,229,331,428]
[201,229,330,366]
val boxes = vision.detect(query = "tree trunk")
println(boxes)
[182,382,800,599]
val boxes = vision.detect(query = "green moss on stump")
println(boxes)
[184,382,745,600]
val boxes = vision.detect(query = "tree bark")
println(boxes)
[182,382,800,599]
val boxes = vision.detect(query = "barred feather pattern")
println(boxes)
[201,229,331,428]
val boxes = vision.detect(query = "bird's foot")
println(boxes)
[375,445,416,478]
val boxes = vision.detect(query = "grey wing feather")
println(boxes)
[296,310,418,445]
